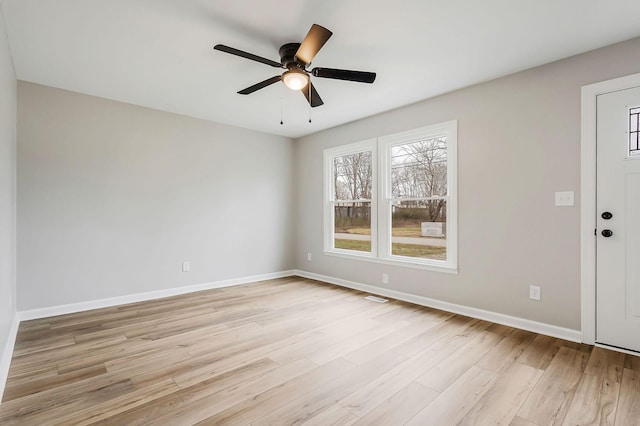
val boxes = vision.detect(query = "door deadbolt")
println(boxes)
[601,229,613,237]
[601,211,613,220]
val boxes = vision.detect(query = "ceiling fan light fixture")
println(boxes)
[282,68,309,91]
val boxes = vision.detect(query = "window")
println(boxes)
[324,121,457,272]
[630,106,640,158]
[324,140,376,256]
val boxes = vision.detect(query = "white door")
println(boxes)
[596,85,640,353]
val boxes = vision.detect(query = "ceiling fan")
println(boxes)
[213,24,376,107]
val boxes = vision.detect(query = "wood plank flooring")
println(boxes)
[1,276,639,425]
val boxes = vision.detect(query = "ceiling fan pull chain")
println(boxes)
[280,94,284,125]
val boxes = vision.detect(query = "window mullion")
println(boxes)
[332,199,372,203]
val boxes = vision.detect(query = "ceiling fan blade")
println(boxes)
[312,67,376,83]
[295,24,333,65]
[214,44,282,68]
[238,76,282,95]
[300,82,324,107]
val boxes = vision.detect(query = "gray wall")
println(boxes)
[294,37,640,331]
[17,82,295,310]
[0,8,17,360]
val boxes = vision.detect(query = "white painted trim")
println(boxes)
[595,343,640,358]
[0,313,20,403]
[323,139,377,256]
[18,270,296,321]
[323,121,458,274]
[378,120,458,271]
[322,250,458,274]
[581,72,640,345]
[295,270,581,342]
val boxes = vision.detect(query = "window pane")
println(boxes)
[391,200,446,261]
[334,151,372,200]
[334,202,371,253]
[391,138,447,198]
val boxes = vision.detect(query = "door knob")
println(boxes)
[601,229,613,237]
[601,211,613,220]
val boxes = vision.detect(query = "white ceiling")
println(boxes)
[2,0,640,138]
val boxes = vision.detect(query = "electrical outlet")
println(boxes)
[529,285,541,301]
[307,252,312,261]
[555,191,574,207]
[182,261,190,272]
[382,273,389,284]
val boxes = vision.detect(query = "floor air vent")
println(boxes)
[364,295,389,303]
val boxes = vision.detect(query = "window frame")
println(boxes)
[323,121,458,273]
[378,121,457,271]
[629,105,640,158]
[323,139,377,259]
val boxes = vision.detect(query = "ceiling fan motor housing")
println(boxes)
[279,43,305,70]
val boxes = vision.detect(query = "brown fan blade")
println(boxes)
[238,76,282,95]
[214,45,282,68]
[295,24,333,66]
[300,82,324,107]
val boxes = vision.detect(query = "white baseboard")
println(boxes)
[294,270,582,343]
[595,343,640,358]
[0,313,20,402]
[18,270,296,321]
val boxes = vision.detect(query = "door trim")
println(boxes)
[581,72,640,345]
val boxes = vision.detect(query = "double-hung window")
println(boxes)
[324,121,457,272]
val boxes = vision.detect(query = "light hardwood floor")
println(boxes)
[1,277,639,425]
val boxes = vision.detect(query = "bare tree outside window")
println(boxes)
[391,137,447,260]
[333,151,372,252]
[334,151,372,200]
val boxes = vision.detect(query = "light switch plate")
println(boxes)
[555,191,574,207]
[529,285,541,301]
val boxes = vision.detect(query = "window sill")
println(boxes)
[323,250,458,274]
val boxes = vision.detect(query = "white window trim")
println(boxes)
[378,121,458,271]
[323,139,377,258]
[323,121,458,274]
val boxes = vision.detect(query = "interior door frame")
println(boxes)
[581,71,640,345]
